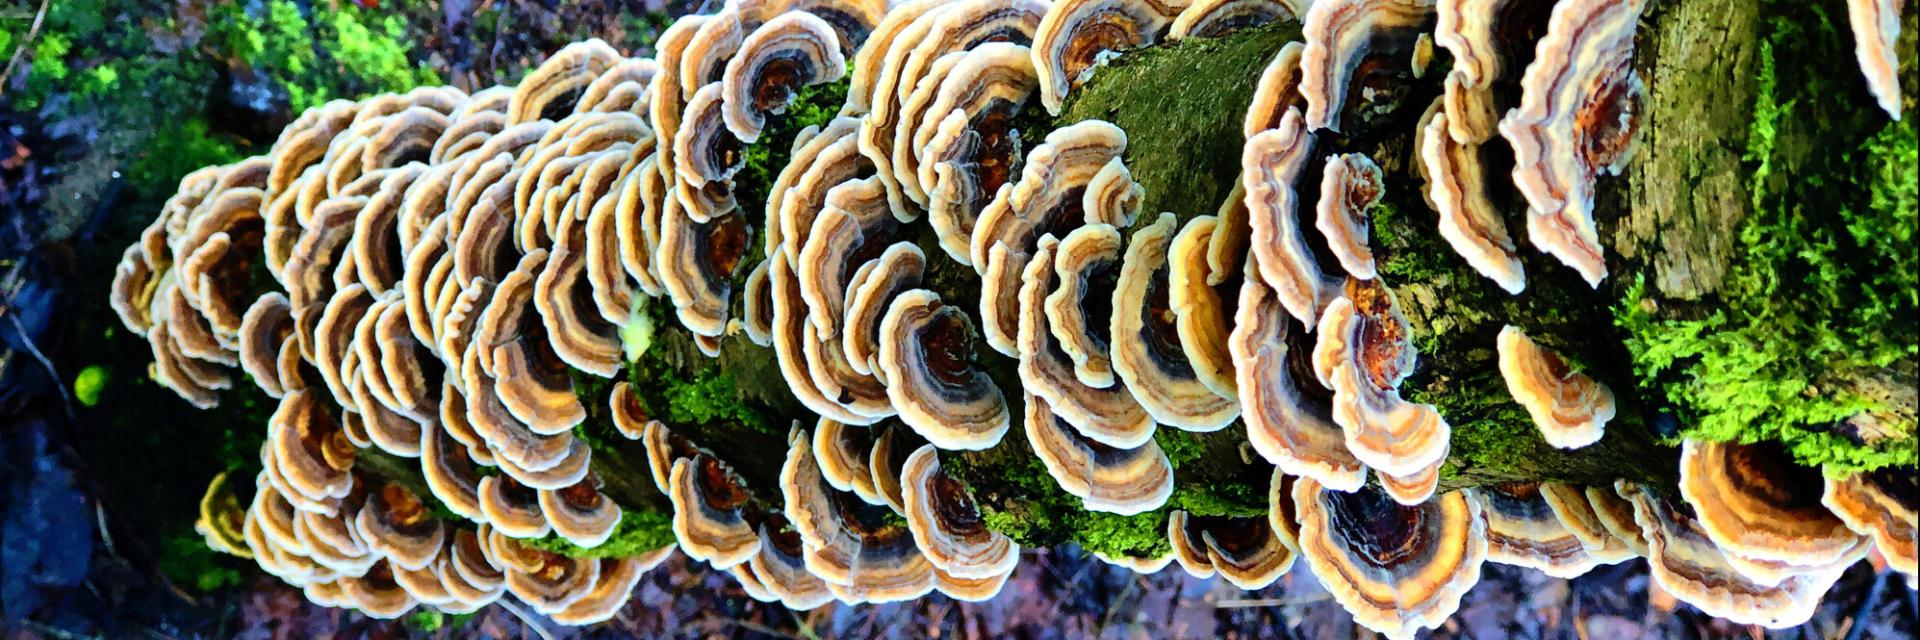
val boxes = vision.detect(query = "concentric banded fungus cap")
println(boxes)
[650,15,711,192]
[1024,393,1172,515]
[472,250,585,434]
[1623,482,1848,629]
[608,382,649,440]
[1418,98,1525,293]
[421,418,485,522]
[1045,225,1123,389]
[922,63,1039,266]
[1242,109,1340,324]
[1379,458,1443,506]
[970,120,1130,356]
[1112,213,1240,431]
[1170,0,1299,39]
[1822,467,1918,588]
[1170,510,1296,589]
[1311,280,1449,478]
[338,561,418,618]
[741,513,832,609]
[842,243,926,382]
[674,82,747,197]
[1496,325,1615,449]
[1537,482,1636,564]
[1679,440,1870,576]
[1166,216,1240,401]
[1230,273,1367,491]
[1847,0,1904,119]
[478,474,553,539]
[721,11,849,143]
[267,390,356,506]
[877,289,1011,450]
[1299,0,1438,133]
[539,474,623,548]
[799,177,904,340]
[1498,0,1647,287]
[1313,153,1386,280]
[1585,484,1649,556]
[815,418,886,505]
[1293,479,1487,640]
[510,39,622,124]
[490,532,601,614]
[549,551,672,625]
[1032,0,1189,114]
[867,423,916,514]
[1431,0,1540,144]
[1020,235,1157,448]
[1245,42,1308,137]
[658,204,751,338]
[196,471,253,559]
[1476,482,1601,578]
[780,432,936,603]
[911,42,1037,201]
[533,225,621,377]
[669,455,761,568]
[574,58,661,115]
[901,444,1020,579]
[355,482,447,571]
[771,248,872,425]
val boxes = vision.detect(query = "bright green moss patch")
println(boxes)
[523,508,679,558]
[73,365,109,407]
[734,70,853,226]
[1615,3,1918,474]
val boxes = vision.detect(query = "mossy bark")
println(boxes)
[352,0,1913,560]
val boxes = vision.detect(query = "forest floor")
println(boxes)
[0,0,1914,638]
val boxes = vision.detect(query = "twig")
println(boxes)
[495,599,557,640]
[724,617,801,639]
[0,0,51,94]
[8,312,77,421]
[1842,570,1890,640]
[1213,593,1333,608]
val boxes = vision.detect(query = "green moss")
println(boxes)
[734,69,853,223]
[1614,3,1918,473]
[1052,23,1302,225]
[73,365,109,407]
[522,508,678,558]
[157,532,246,593]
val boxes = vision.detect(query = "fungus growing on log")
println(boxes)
[98,2,1920,630]
[1496,325,1615,449]
[1679,440,1870,582]
[1498,0,1646,287]
[1033,0,1189,114]
[1112,214,1240,430]
[1822,468,1919,588]
[1024,393,1174,515]
[878,289,1012,449]
[1169,0,1299,40]
[1846,0,1905,119]
[1293,480,1487,640]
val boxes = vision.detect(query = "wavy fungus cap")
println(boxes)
[1294,479,1486,640]
[1622,481,1849,629]
[721,11,850,143]
[1032,0,1190,114]
[1679,440,1870,580]
[901,445,1021,580]
[1498,0,1646,287]
[878,289,1011,450]
[1497,325,1615,449]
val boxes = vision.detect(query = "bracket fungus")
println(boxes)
[1033,0,1190,114]
[108,1,1918,629]
[1293,480,1487,640]
[1496,325,1615,449]
[1497,0,1645,287]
